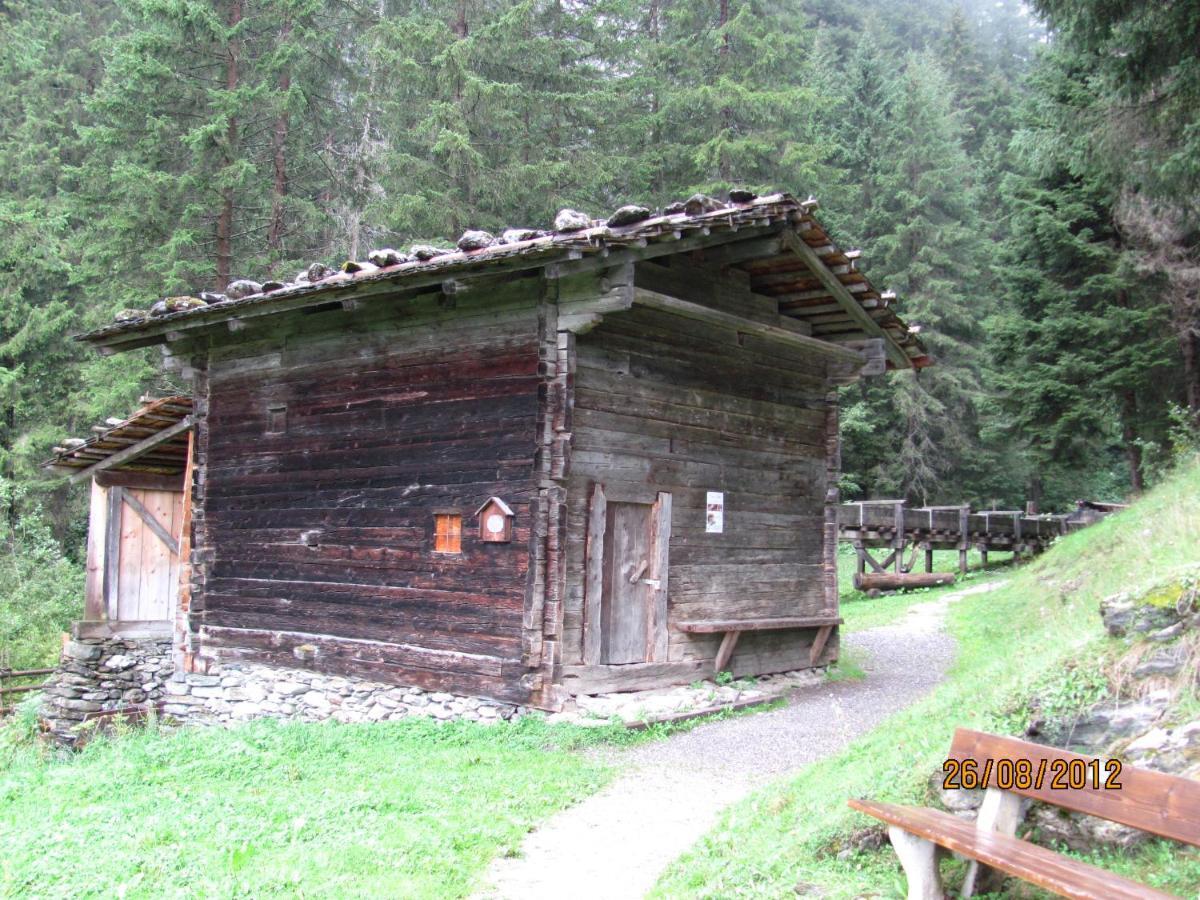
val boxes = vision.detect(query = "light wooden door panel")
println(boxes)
[101,486,183,624]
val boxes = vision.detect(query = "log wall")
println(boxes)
[559,258,840,683]
[186,281,543,704]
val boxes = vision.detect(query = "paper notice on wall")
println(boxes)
[706,491,724,533]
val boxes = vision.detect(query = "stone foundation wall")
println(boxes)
[162,662,525,725]
[40,637,173,740]
[40,633,525,741]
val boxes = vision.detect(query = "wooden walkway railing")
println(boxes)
[838,501,1077,586]
[0,667,54,716]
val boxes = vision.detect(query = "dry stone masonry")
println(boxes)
[159,662,525,726]
[40,636,525,742]
[40,636,173,741]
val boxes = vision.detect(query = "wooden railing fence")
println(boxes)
[0,667,54,716]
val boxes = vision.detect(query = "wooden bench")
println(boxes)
[675,615,842,675]
[849,728,1200,900]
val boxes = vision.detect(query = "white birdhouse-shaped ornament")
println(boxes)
[476,497,514,543]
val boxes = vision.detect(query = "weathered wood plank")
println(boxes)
[582,483,606,666]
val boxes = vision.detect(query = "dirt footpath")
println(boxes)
[478,583,999,900]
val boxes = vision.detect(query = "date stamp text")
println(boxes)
[942,757,1122,791]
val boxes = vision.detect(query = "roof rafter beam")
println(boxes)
[69,417,193,484]
[779,229,911,369]
[631,288,864,364]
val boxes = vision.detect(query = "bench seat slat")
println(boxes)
[849,798,1179,900]
[675,616,842,633]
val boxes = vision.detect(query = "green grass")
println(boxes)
[0,716,617,899]
[837,544,1015,633]
[653,460,1200,899]
[0,683,796,899]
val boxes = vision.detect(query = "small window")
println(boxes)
[434,514,462,554]
[266,403,287,434]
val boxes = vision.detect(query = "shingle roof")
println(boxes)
[43,396,192,477]
[78,192,931,369]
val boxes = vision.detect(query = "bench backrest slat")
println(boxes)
[950,728,1200,848]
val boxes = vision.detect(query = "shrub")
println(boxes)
[0,481,83,671]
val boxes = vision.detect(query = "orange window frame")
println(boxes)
[434,513,462,554]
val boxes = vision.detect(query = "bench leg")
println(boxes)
[962,788,1022,897]
[714,630,740,675]
[887,826,945,900]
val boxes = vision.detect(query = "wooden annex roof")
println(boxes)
[76,192,931,370]
[43,396,192,483]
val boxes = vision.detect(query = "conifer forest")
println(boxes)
[0,0,1197,661]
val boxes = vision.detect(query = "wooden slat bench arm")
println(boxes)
[676,616,842,633]
[848,798,1179,900]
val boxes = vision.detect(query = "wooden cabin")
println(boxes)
[59,192,929,710]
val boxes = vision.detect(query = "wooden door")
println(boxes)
[601,502,654,663]
[85,483,184,625]
[584,486,672,666]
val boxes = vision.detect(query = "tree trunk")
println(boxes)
[717,0,732,181]
[216,0,243,289]
[267,20,292,258]
[1121,389,1144,493]
[1182,326,1200,415]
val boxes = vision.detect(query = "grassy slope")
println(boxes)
[0,717,612,899]
[654,461,1200,898]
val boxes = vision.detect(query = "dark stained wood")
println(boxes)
[187,287,543,703]
[950,728,1200,848]
[849,799,1177,900]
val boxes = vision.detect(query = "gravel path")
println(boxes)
[478,582,1000,900]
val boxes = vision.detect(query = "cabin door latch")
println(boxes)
[628,559,660,588]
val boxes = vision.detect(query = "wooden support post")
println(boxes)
[855,541,867,577]
[714,630,741,675]
[979,549,988,567]
[961,788,1023,897]
[887,826,945,900]
[893,502,905,574]
[923,543,934,574]
[957,506,969,576]
[809,624,834,666]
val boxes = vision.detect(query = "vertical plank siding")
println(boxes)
[83,482,182,626]
[187,286,543,703]
[562,260,838,677]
